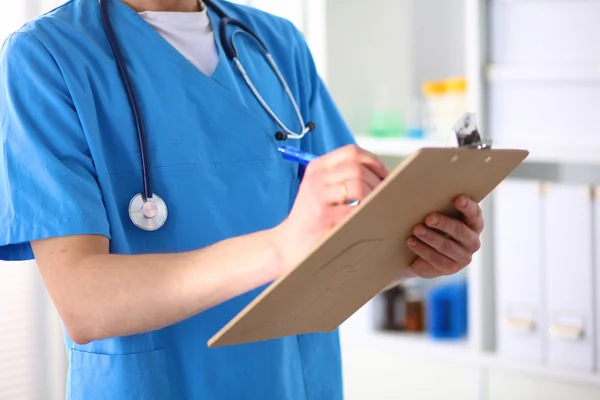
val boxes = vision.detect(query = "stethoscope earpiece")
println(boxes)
[275,132,288,141]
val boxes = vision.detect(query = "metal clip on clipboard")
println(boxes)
[453,113,493,150]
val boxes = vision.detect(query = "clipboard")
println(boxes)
[208,114,529,348]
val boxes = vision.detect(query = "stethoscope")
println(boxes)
[99,0,315,231]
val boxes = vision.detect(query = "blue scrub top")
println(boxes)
[0,0,357,398]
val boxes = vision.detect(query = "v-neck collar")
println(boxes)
[98,0,281,141]
[106,0,227,81]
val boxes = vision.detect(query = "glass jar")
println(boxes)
[404,282,426,332]
[421,80,448,143]
[445,76,468,126]
[382,284,406,331]
[368,86,404,138]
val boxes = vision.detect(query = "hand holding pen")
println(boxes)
[276,144,484,283]
[275,144,388,271]
[278,145,384,204]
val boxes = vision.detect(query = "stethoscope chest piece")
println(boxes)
[129,193,168,231]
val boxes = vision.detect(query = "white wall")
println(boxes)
[0,3,28,40]
[0,261,66,400]
[325,0,415,136]
[412,0,465,90]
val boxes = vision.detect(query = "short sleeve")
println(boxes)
[290,24,357,156]
[0,31,110,261]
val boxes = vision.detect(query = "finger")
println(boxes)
[423,213,480,254]
[321,178,372,205]
[408,257,442,279]
[310,204,355,232]
[407,237,462,276]
[324,162,382,191]
[413,224,473,265]
[313,144,389,179]
[455,195,484,233]
[327,204,355,226]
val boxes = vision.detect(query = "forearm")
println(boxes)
[37,229,283,344]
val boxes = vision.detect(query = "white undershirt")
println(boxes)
[139,9,219,76]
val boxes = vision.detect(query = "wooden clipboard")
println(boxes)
[208,146,529,347]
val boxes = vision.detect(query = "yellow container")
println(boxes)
[445,76,467,94]
[422,80,447,97]
[421,77,468,143]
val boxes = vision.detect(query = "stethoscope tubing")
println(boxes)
[207,0,312,139]
[232,48,309,139]
[99,0,154,201]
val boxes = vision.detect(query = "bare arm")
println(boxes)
[31,229,283,345]
[31,145,389,346]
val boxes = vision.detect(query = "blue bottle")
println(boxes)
[426,280,468,340]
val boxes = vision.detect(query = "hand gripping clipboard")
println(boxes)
[208,114,529,348]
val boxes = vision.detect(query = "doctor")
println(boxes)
[0,0,484,398]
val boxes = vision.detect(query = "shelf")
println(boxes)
[341,329,475,364]
[487,64,600,83]
[355,136,450,158]
[493,140,600,166]
[481,353,600,388]
[356,135,600,166]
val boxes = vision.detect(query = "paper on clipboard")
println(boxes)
[208,115,529,348]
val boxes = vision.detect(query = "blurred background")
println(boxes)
[2,0,600,399]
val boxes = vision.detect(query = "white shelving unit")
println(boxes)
[355,135,600,166]
[487,63,600,82]
[339,1,600,399]
[355,137,443,158]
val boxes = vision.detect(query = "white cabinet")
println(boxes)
[494,180,544,363]
[489,0,600,65]
[543,184,595,371]
[487,0,600,149]
[488,75,600,148]
[594,186,600,373]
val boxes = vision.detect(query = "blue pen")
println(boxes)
[277,146,319,166]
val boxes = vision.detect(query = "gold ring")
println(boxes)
[340,183,347,204]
